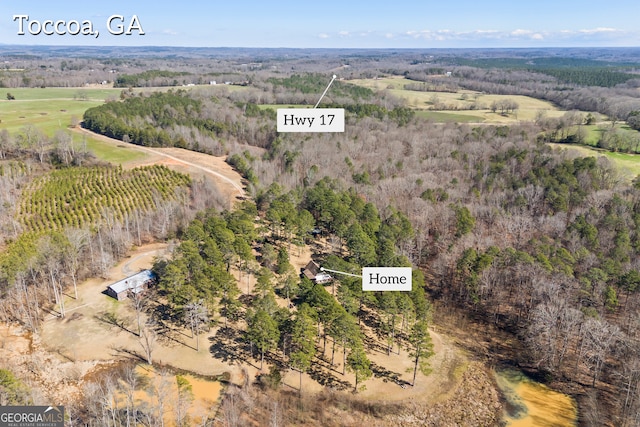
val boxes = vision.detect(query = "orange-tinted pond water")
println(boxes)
[495,369,578,427]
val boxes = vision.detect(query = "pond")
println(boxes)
[495,369,578,426]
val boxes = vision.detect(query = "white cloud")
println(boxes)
[397,27,635,44]
[511,29,533,36]
[578,27,618,34]
[314,27,638,46]
[162,29,179,36]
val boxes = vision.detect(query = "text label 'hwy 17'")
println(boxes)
[277,108,344,133]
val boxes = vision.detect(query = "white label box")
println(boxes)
[277,108,344,132]
[362,267,412,291]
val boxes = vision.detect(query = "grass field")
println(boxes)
[1,98,103,134]
[0,87,151,164]
[346,76,566,123]
[0,87,120,134]
[581,123,639,146]
[3,87,119,101]
[80,134,149,164]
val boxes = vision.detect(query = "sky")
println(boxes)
[1,0,639,48]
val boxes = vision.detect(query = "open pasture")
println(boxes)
[415,110,483,123]
[0,87,118,134]
[2,87,118,101]
[1,98,101,134]
[347,76,566,123]
[0,87,153,164]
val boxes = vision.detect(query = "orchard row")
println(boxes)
[19,164,190,232]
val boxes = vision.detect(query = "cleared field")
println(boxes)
[2,87,119,100]
[347,76,565,123]
[582,123,640,146]
[1,98,102,134]
[80,135,148,164]
[0,87,118,135]
[0,87,152,165]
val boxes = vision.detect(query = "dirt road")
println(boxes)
[74,127,245,203]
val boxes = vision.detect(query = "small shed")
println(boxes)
[106,270,156,301]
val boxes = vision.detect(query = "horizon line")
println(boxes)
[1,44,640,51]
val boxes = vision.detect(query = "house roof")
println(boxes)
[108,270,155,295]
[303,260,320,275]
[302,269,316,280]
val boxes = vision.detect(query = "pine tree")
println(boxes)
[346,339,372,392]
[246,309,280,370]
[290,304,317,394]
[407,318,435,386]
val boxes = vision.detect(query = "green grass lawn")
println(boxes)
[3,87,119,101]
[0,87,118,135]
[573,123,640,147]
[0,98,101,134]
[604,151,640,178]
[74,133,148,165]
[0,87,149,165]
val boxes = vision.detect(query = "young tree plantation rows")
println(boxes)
[19,165,190,232]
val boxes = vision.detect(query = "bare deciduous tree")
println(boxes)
[139,321,158,366]
[184,300,209,352]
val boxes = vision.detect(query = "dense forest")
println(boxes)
[444,56,640,87]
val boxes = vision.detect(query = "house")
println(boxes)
[106,270,156,301]
[301,261,332,284]
[309,227,322,238]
